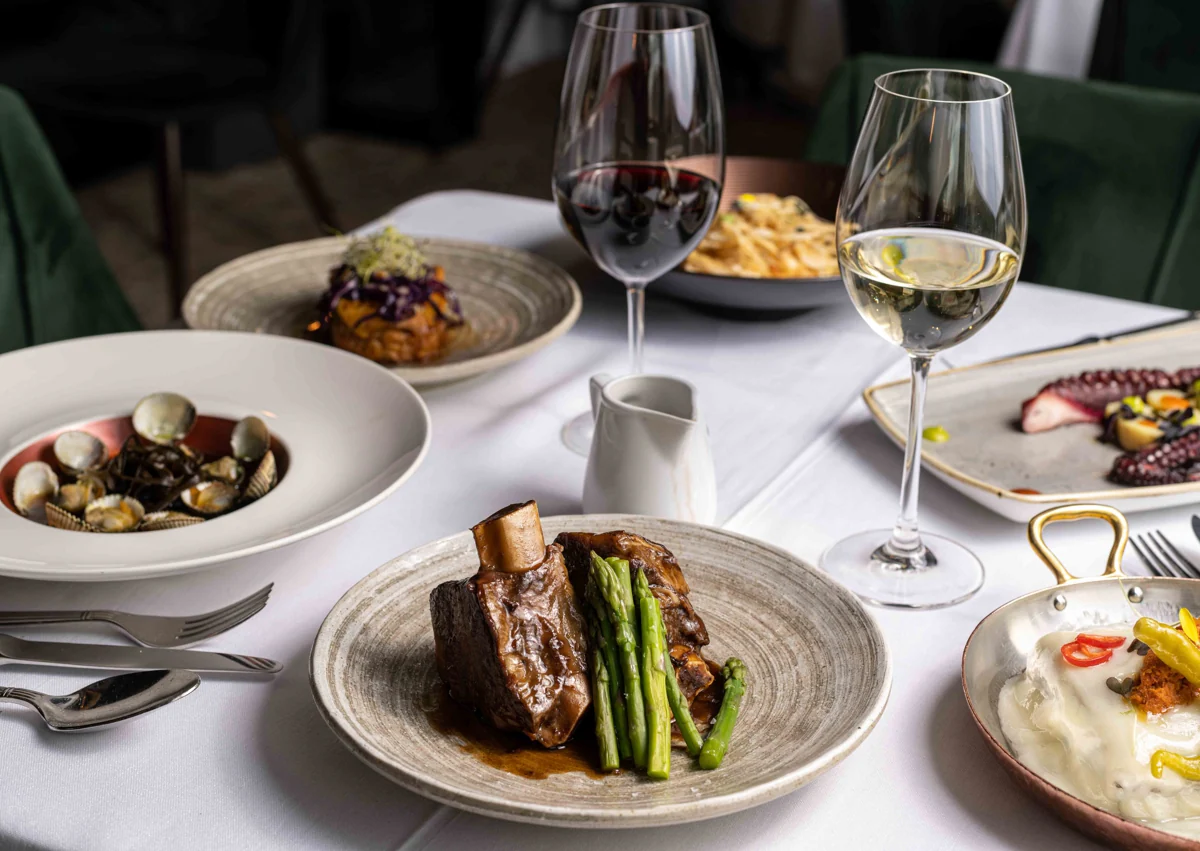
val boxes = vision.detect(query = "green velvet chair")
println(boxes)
[0,86,140,354]
[805,54,1200,309]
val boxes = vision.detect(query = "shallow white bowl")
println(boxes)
[0,331,430,581]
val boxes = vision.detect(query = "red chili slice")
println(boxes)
[1061,641,1114,667]
[1077,633,1126,650]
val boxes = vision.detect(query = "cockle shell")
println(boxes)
[131,392,197,445]
[52,430,106,473]
[140,511,205,532]
[45,502,101,532]
[243,450,277,502]
[13,461,59,522]
[230,416,270,463]
[56,476,107,514]
[181,480,238,515]
[201,456,243,486]
[84,495,145,532]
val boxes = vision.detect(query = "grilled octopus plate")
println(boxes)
[310,515,891,828]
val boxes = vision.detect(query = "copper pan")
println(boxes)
[962,504,1200,850]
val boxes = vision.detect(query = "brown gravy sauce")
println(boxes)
[425,662,726,780]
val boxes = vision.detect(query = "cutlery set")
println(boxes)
[0,584,278,731]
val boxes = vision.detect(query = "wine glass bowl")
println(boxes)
[821,69,1027,609]
[552,3,724,454]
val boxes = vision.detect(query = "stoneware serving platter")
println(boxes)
[183,235,582,386]
[311,515,891,828]
[865,320,1200,523]
[0,331,430,581]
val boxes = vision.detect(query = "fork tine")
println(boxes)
[176,598,269,641]
[1151,531,1200,580]
[180,592,272,632]
[1132,535,1175,577]
[180,585,273,629]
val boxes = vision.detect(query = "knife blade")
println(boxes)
[1002,311,1199,360]
[0,634,281,675]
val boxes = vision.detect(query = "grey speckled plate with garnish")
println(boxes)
[183,236,581,387]
[309,515,891,828]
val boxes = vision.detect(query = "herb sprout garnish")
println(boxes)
[313,227,464,331]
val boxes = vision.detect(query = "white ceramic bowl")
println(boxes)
[0,331,430,581]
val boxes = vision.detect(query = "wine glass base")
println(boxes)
[819,530,984,610]
[561,411,594,457]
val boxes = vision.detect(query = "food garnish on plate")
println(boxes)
[311,227,465,365]
[1019,368,1200,486]
[8,392,279,533]
[428,500,746,777]
[682,193,838,279]
[999,609,1200,834]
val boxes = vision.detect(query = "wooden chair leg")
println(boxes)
[154,121,188,318]
[267,110,341,234]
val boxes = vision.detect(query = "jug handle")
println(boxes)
[589,373,614,419]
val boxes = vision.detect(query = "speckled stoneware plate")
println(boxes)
[183,236,582,387]
[310,515,891,828]
[0,331,430,581]
[865,320,1200,523]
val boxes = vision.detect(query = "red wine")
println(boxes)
[555,164,720,284]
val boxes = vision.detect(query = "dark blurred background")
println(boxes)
[1,0,1193,326]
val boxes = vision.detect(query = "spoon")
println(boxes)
[0,669,200,731]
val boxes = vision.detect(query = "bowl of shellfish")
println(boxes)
[4,392,285,534]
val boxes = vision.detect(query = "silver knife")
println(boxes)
[0,634,281,675]
[1004,311,1199,359]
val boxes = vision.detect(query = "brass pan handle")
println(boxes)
[1027,504,1130,586]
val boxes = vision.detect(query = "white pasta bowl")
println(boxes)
[0,331,430,581]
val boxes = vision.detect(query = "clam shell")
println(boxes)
[140,510,205,531]
[132,392,197,445]
[84,494,146,533]
[181,480,238,515]
[56,476,106,514]
[13,461,59,522]
[45,502,101,532]
[201,456,243,485]
[243,450,277,502]
[52,430,106,473]
[230,416,270,463]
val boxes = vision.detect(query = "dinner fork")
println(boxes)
[0,584,272,648]
[1131,531,1200,579]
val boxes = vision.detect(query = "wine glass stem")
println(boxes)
[884,353,933,561]
[627,283,646,374]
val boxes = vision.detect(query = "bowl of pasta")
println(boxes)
[657,158,847,315]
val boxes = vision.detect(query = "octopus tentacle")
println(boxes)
[1111,430,1200,486]
[1021,369,1182,433]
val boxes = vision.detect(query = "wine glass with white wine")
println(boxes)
[821,69,1026,609]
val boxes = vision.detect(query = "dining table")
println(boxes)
[0,188,1191,851]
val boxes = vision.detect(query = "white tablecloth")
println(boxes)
[0,190,1186,851]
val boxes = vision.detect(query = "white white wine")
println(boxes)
[840,227,1020,353]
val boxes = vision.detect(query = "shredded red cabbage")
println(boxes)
[317,264,464,329]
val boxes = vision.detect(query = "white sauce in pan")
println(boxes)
[999,628,1200,837]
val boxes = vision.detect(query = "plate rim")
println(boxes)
[863,320,1200,506]
[309,514,893,828]
[0,329,432,581]
[182,235,583,387]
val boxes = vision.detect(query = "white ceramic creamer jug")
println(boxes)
[583,373,717,523]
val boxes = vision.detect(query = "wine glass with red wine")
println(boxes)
[552,3,724,455]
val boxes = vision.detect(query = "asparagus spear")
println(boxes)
[607,557,636,621]
[634,569,671,779]
[698,657,748,770]
[590,643,620,772]
[585,579,632,761]
[662,646,704,757]
[590,552,648,768]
